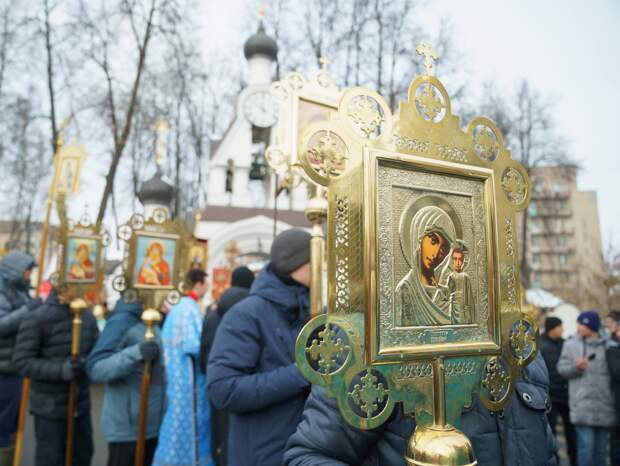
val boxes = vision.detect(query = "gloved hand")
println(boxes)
[139,340,160,362]
[27,297,43,311]
[61,358,86,381]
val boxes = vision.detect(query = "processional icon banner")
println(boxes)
[293,44,538,465]
[53,210,109,306]
[113,208,194,309]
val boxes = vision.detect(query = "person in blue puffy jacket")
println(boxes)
[284,353,558,466]
[87,299,164,466]
[207,228,312,466]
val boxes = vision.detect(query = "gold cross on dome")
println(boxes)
[319,56,330,71]
[416,42,440,76]
[154,118,169,167]
[258,0,265,18]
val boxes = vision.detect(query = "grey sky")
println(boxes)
[200,0,620,249]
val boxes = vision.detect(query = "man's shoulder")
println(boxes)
[223,294,270,321]
[169,297,199,314]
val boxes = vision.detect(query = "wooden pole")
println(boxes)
[13,121,67,466]
[134,309,161,466]
[65,298,87,466]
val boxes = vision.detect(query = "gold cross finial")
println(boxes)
[258,0,265,19]
[416,42,440,76]
[56,117,71,151]
[154,118,169,167]
[319,56,330,71]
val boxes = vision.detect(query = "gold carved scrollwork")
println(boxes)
[348,369,390,419]
[112,275,127,292]
[414,84,446,123]
[509,317,538,366]
[480,357,512,410]
[346,95,385,139]
[152,207,168,224]
[505,218,515,257]
[286,72,305,90]
[299,127,350,187]
[473,125,500,162]
[308,131,347,175]
[306,323,351,374]
[501,167,528,206]
[334,196,351,312]
[117,224,133,241]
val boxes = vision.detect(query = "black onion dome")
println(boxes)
[243,21,278,61]
[138,172,174,207]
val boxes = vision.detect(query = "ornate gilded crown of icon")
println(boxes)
[293,43,538,465]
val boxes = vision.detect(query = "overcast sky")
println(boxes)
[199,0,620,249]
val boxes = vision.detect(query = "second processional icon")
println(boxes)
[292,44,538,465]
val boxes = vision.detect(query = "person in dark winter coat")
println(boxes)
[87,299,165,466]
[605,313,620,466]
[200,265,254,370]
[284,353,557,466]
[540,316,577,466]
[12,290,99,466]
[0,251,39,465]
[558,310,617,466]
[201,265,254,466]
[207,229,312,466]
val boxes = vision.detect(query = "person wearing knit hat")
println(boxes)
[540,316,577,466]
[207,228,311,466]
[577,310,601,333]
[558,309,616,466]
[269,228,311,285]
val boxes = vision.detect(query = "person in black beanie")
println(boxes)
[207,228,311,466]
[200,265,255,466]
[540,316,577,466]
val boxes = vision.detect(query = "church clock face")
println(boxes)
[243,89,278,128]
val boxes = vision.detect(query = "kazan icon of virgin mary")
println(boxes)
[396,205,459,327]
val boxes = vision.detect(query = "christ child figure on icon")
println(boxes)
[447,247,474,324]
[138,241,171,286]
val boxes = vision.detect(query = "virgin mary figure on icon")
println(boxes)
[396,205,456,327]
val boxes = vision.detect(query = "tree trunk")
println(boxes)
[44,0,59,157]
[96,0,156,225]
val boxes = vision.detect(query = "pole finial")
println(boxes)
[70,298,88,314]
[415,42,440,76]
[141,308,161,340]
[258,0,265,19]
[57,117,71,150]
[154,118,169,168]
[319,56,330,71]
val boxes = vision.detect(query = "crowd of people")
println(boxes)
[0,229,618,465]
[541,310,620,466]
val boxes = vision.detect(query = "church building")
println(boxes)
[194,19,310,299]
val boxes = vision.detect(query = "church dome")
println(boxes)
[138,171,174,207]
[243,22,278,61]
